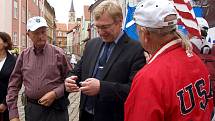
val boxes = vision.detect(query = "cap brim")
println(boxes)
[28,24,48,31]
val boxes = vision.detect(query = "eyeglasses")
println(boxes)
[93,22,115,31]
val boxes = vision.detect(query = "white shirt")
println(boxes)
[0,57,6,71]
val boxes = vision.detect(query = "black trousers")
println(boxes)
[25,101,69,121]
[79,110,94,121]
[0,109,9,121]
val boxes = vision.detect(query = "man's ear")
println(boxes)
[140,27,150,42]
[140,27,149,36]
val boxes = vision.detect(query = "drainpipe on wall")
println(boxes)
[26,0,28,48]
[18,0,22,52]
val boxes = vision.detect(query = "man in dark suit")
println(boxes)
[65,1,146,121]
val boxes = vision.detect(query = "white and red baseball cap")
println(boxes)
[27,16,48,31]
[133,0,177,28]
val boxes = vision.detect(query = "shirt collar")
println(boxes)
[148,39,181,64]
[113,30,124,44]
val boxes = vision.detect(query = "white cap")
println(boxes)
[196,17,209,30]
[190,36,203,50]
[134,0,177,28]
[27,16,48,31]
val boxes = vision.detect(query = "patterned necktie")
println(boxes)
[98,42,111,67]
[95,42,111,79]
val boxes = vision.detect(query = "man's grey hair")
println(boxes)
[93,0,123,22]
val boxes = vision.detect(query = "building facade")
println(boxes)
[67,24,81,56]
[1,0,55,53]
[11,0,41,52]
[44,0,56,44]
[66,0,82,56]
[78,5,91,55]
[56,23,68,51]
[0,0,13,35]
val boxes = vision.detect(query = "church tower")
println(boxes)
[68,0,75,23]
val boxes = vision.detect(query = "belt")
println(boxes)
[26,97,40,104]
[26,96,70,110]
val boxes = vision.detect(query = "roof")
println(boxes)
[56,23,67,31]
[68,23,77,31]
[69,0,75,12]
[84,5,90,21]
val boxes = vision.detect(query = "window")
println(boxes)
[58,31,62,37]
[36,0,39,6]
[13,32,18,45]
[63,32,67,37]
[22,7,26,23]
[22,35,26,47]
[14,0,18,19]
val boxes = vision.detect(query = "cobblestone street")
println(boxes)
[17,88,80,121]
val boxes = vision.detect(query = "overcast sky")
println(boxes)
[47,0,94,23]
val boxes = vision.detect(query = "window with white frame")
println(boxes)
[58,31,62,37]
[14,0,18,19]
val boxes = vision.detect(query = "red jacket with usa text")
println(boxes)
[125,42,213,121]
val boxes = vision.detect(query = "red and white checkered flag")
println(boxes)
[173,0,201,38]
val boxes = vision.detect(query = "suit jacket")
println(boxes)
[0,52,16,105]
[68,33,146,121]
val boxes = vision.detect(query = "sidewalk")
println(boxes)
[17,88,80,121]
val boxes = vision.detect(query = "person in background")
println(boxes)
[125,0,213,121]
[0,32,16,121]
[190,17,215,120]
[211,42,215,121]
[6,16,72,121]
[65,1,146,121]
[191,17,213,55]
[70,54,77,67]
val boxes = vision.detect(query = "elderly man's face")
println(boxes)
[28,27,47,49]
